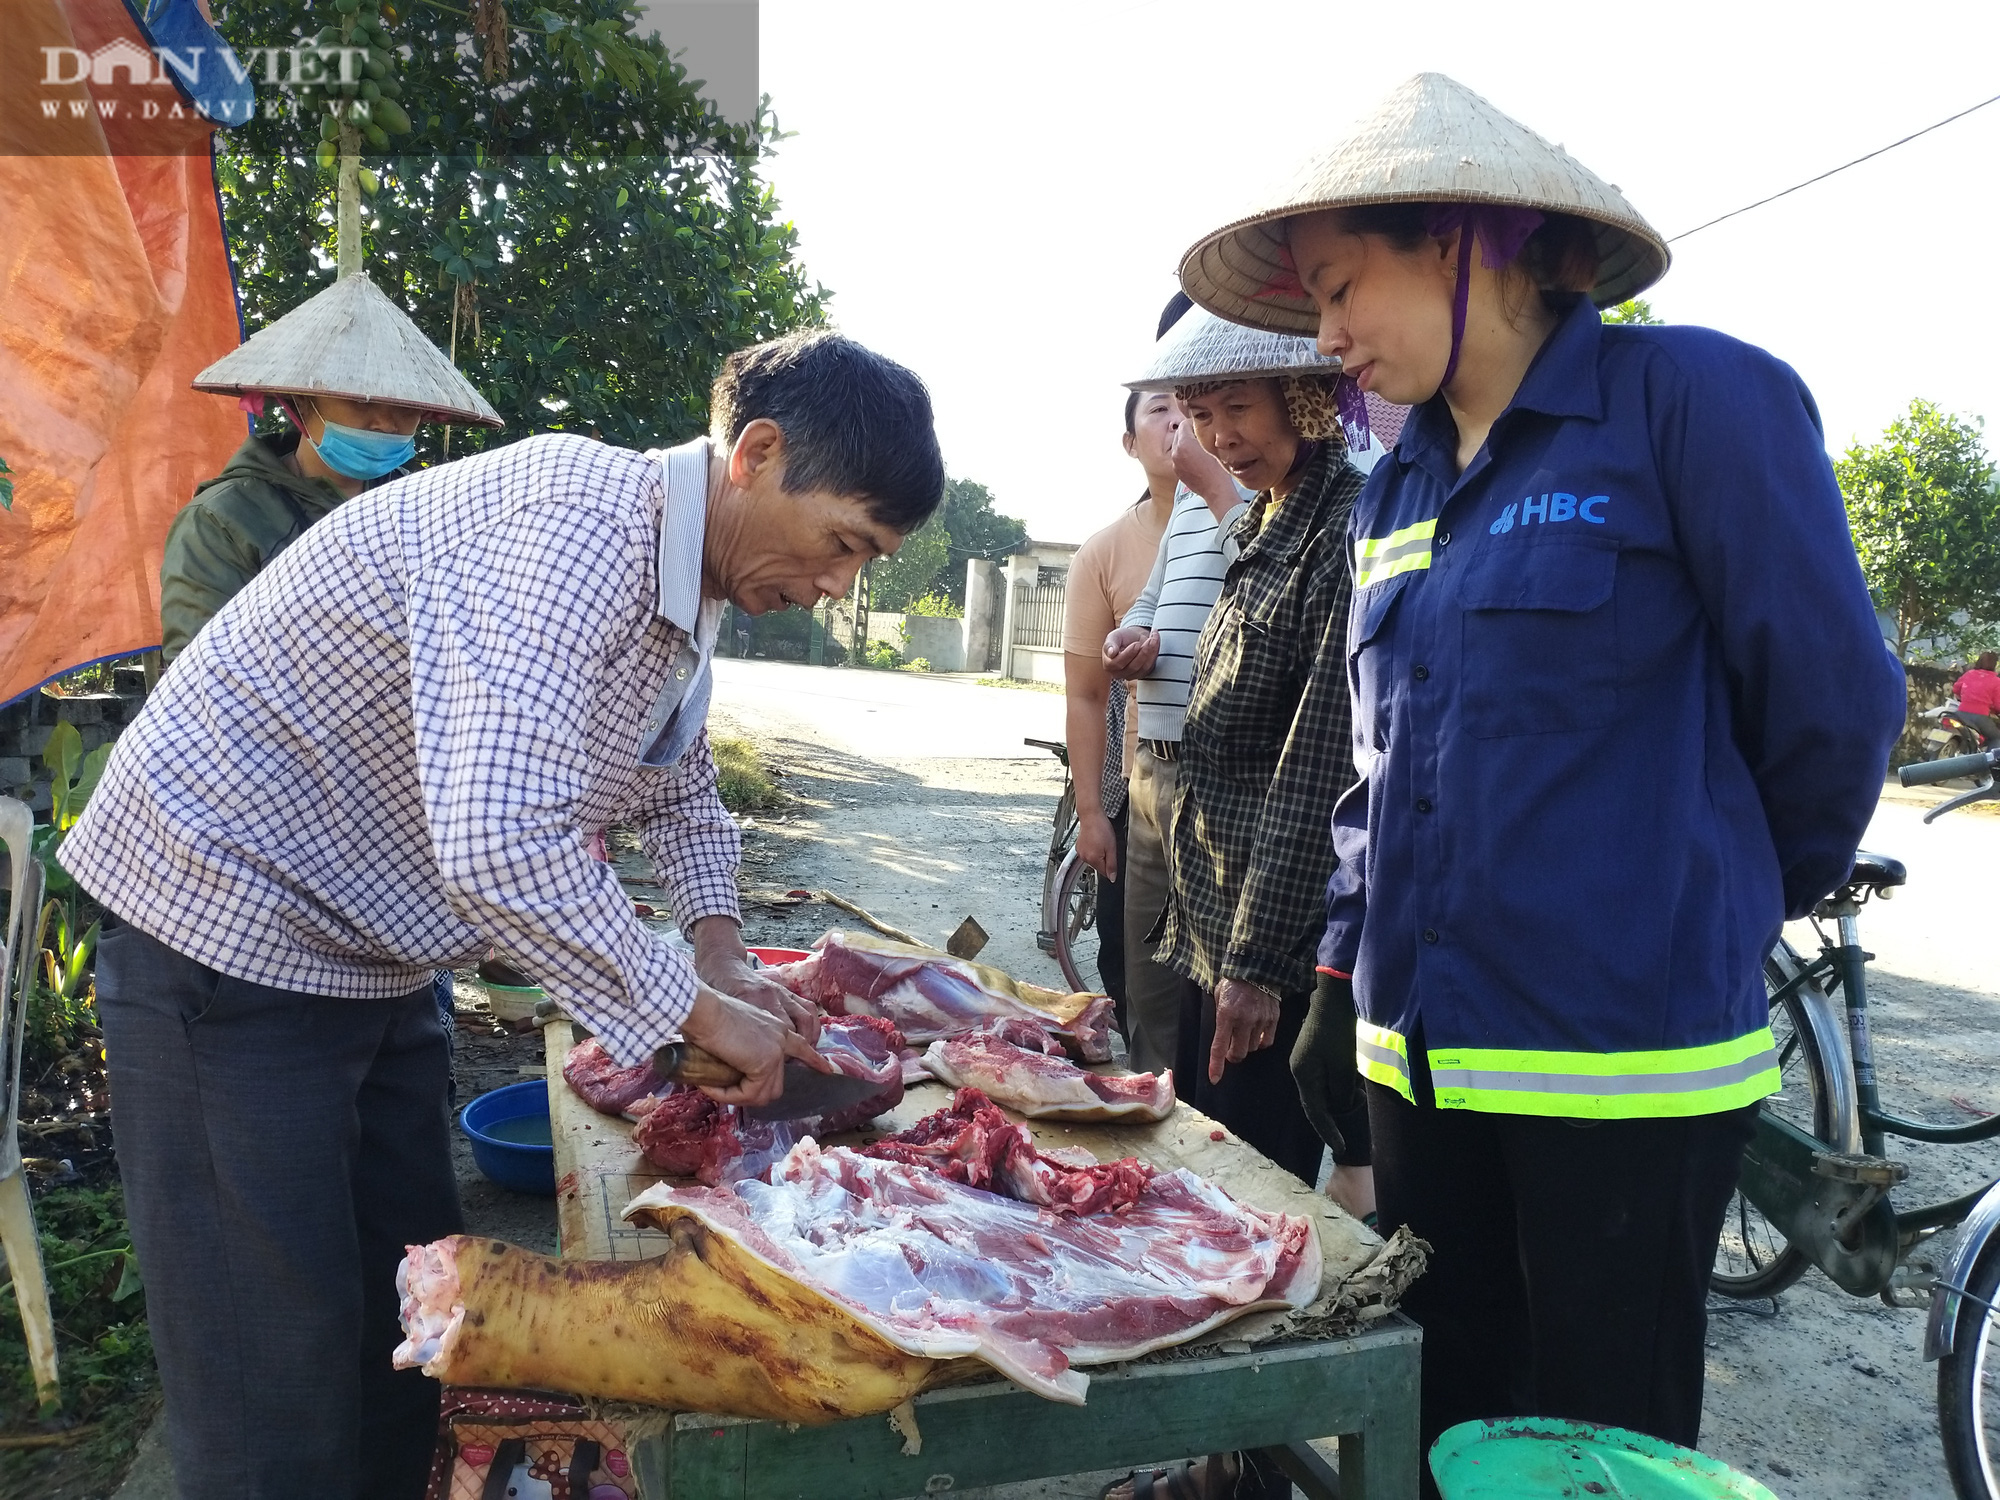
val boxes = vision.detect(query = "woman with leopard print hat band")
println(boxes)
[1121,308,1372,1190]
[1099,307,1373,1500]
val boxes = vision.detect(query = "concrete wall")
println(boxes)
[1007,644,1066,685]
[962,559,1003,675]
[1,666,151,815]
[898,614,965,672]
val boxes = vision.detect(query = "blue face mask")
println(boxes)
[308,417,416,480]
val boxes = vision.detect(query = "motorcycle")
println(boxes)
[1920,700,1995,786]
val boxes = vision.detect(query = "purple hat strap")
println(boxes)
[1425,204,1545,394]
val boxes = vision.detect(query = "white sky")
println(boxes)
[754,0,2000,544]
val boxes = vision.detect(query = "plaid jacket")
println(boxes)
[1159,442,1364,994]
[64,434,740,1070]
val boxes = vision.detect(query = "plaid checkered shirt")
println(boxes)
[1158,442,1365,995]
[62,433,740,1067]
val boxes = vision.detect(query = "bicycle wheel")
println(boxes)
[1049,847,1098,994]
[1710,941,1839,1298]
[1939,1231,2000,1500]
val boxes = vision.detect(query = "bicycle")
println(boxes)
[1712,743,2000,1499]
[1025,737,1097,992]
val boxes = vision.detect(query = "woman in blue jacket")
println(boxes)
[1178,72,1907,1473]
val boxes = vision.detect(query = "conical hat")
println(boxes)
[1125,307,1341,392]
[193,274,504,427]
[1179,73,1669,335]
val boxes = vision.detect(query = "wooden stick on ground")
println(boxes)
[803,891,935,951]
[0,1426,95,1449]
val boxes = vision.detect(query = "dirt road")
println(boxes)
[714,660,2000,1498]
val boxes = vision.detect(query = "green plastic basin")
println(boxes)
[1430,1418,1780,1499]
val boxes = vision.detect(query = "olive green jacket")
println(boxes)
[159,433,350,661]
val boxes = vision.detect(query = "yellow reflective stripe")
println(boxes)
[1354,518,1438,559]
[1353,519,1438,589]
[1355,1020,1413,1104]
[1427,1027,1781,1119]
[1354,550,1433,589]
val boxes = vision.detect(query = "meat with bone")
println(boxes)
[923,1022,1175,1123]
[628,1015,906,1184]
[768,930,1115,1062]
[858,1087,1153,1215]
[619,1139,1322,1404]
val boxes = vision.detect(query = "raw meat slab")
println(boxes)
[622,1138,1321,1404]
[922,1021,1175,1122]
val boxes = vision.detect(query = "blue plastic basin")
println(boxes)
[460,1080,556,1196]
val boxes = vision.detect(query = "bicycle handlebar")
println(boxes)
[1900,750,1997,787]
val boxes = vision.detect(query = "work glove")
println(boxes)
[1290,972,1364,1158]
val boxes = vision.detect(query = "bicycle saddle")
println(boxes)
[1846,851,1907,892]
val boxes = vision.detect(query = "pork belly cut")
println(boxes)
[923,1022,1175,1122]
[767,931,1115,1062]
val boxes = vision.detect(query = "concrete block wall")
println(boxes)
[0,665,150,815]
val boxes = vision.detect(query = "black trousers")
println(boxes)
[1096,802,1129,1036]
[1176,983,1325,1185]
[97,918,464,1500]
[1367,1068,1755,1498]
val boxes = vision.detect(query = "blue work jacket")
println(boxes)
[1319,298,1906,1119]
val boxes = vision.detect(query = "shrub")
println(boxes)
[904,590,962,619]
[711,737,779,812]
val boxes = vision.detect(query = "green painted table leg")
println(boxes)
[637,1319,1421,1500]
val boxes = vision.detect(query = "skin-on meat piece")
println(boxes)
[767,931,1115,1062]
[858,1087,1153,1215]
[396,1142,1321,1413]
[922,1022,1176,1122]
[391,1228,956,1423]
[627,1141,1321,1403]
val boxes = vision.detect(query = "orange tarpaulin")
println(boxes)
[0,0,245,705]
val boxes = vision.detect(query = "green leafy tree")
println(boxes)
[933,476,1028,606]
[1836,399,2000,661]
[1601,299,1661,325]
[868,516,950,611]
[215,0,826,461]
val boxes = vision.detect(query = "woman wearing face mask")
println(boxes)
[168,274,504,662]
[1180,74,1905,1473]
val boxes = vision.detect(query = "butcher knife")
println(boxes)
[650,1040,881,1123]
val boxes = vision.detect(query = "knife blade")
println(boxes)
[649,1041,883,1123]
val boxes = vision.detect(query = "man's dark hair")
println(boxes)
[710,329,945,533]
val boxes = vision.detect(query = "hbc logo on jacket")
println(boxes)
[1490,493,1609,534]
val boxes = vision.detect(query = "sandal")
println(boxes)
[1100,1460,1205,1500]
[1100,1453,1271,1500]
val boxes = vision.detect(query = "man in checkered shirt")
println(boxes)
[62,330,944,1499]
